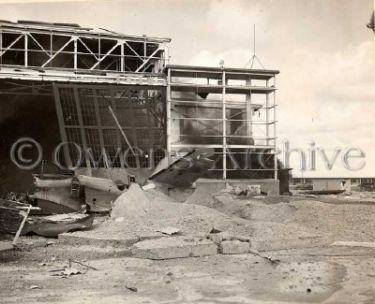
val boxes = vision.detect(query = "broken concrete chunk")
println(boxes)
[62,268,81,276]
[131,236,217,260]
[208,233,224,244]
[219,240,250,255]
[208,232,250,244]
[29,285,41,290]
[156,227,181,235]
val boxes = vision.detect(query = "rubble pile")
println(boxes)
[78,183,252,241]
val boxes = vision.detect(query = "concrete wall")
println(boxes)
[312,179,351,192]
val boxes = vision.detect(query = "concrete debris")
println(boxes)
[125,286,138,292]
[156,227,181,235]
[209,227,222,234]
[207,232,250,244]
[231,185,261,197]
[131,236,218,260]
[219,240,250,255]
[50,268,82,278]
[0,241,13,252]
[111,183,151,219]
[62,268,81,277]
[330,241,375,248]
[29,285,41,290]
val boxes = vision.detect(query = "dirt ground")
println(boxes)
[1,191,375,304]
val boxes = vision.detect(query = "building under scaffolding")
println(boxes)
[0,20,280,192]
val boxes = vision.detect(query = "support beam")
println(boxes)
[120,42,124,72]
[73,37,77,70]
[42,37,74,68]
[273,77,277,180]
[90,41,120,70]
[245,76,253,139]
[266,79,269,145]
[24,33,28,67]
[222,71,227,180]
[166,68,172,153]
[0,34,23,57]
[53,84,72,168]
[28,33,52,58]
[73,86,92,172]
[135,47,161,72]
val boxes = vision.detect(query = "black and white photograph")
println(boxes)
[0,0,374,303]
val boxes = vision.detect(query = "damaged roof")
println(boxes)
[0,19,171,43]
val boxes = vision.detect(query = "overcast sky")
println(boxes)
[0,0,374,177]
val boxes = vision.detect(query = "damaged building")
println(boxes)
[0,20,282,196]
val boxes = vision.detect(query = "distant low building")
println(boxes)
[292,177,375,192]
[311,178,351,192]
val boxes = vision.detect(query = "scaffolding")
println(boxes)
[0,20,170,86]
[165,65,279,180]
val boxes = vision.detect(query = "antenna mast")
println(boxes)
[245,24,265,69]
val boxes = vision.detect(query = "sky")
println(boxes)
[0,0,374,177]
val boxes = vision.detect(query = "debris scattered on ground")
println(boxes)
[23,213,95,237]
[61,268,81,277]
[45,240,57,247]
[209,227,222,234]
[69,259,98,271]
[61,183,252,252]
[77,175,125,212]
[330,241,375,248]
[156,227,181,235]
[0,241,13,252]
[148,148,215,188]
[125,286,138,292]
[29,285,41,290]
[131,236,218,260]
[249,249,281,265]
[31,174,82,214]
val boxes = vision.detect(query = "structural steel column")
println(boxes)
[73,86,92,171]
[166,68,171,153]
[53,84,72,168]
[222,71,227,180]
[265,79,269,146]
[246,77,253,139]
[24,33,28,67]
[0,30,2,65]
[73,37,77,70]
[273,77,277,180]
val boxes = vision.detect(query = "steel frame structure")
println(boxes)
[166,65,279,180]
[53,83,166,169]
[0,20,170,86]
[0,21,281,182]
